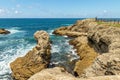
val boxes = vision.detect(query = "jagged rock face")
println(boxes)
[53,19,120,78]
[88,26,120,53]
[0,28,10,34]
[28,67,77,80]
[10,30,51,80]
[82,26,120,77]
[83,53,120,77]
[53,19,99,77]
[69,36,98,76]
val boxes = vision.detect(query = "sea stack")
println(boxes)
[0,28,10,34]
[10,30,51,80]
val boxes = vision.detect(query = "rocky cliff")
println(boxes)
[83,26,120,77]
[10,30,51,80]
[53,18,120,79]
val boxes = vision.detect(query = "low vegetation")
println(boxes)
[96,21,120,27]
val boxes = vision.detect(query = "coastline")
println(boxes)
[9,18,120,80]
[53,18,99,77]
[52,18,120,79]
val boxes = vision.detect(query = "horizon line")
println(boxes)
[0,17,120,19]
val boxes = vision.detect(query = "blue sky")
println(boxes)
[0,0,119,18]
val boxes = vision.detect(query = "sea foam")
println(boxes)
[48,30,54,36]
[0,40,35,80]
[7,27,25,34]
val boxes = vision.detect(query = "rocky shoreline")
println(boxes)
[10,19,120,80]
[10,31,51,80]
[53,18,120,79]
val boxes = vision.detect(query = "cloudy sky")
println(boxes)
[0,0,119,18]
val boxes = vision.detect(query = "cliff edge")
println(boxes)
[53,18,120,78]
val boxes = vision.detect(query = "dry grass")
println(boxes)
[96,21,120,28]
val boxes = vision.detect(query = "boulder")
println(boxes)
[10,30,51,80]
[0,28,10,34]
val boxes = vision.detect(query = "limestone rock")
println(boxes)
[53,18,120,78]
[53,19,99,77]
[82,26,120,77]
[53,19,97,37]
[10,30,51,80]
[81,75,120,80]
[28,67,77,80]
[83,53,120,77]
[0,28,10,34]
[28,67,120,80]
[69,36,98,76]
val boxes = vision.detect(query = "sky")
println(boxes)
[0,0,119,18]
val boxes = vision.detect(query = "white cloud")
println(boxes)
[0,8,5,14]
[14,10,22,14]
[15,10,18,14]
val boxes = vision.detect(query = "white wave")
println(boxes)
[0,43,35,76]
[7,27,25,34]
[51,44,60,53]
[62,24,73,26]
[48,30,54,35]
[63,36,68,38]
[50,61,66,65]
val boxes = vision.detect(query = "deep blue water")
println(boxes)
[0,18,82,80]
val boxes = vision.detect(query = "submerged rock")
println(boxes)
[10,30,51,80]
[0,28,10,34]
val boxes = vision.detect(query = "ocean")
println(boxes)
[0,18,82,80]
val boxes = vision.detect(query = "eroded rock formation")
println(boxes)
[10,30,51,80]
[69,36,98,76]
[53,19,99,77]
[82,26,120,77]
[53,18,120,78]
